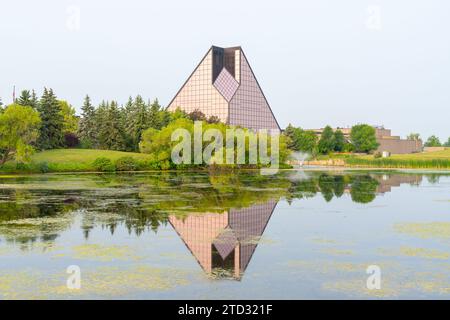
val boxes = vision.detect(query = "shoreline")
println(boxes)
[1,165,449,177]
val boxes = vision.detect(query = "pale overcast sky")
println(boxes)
[1,0,449,140]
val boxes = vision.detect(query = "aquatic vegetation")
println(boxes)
[0,171,449,299]
[399,247,450,260]
[323,279,399,298]
[69,244,143,262]
[0,265,192,299]
[345,157,450,169]
[394,222,450,240]
[0,212,74,245]
[321,248,354,256]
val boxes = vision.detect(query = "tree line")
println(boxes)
[0,89,254,167]
[284,124,380,154]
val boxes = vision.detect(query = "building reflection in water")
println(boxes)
[169,200,277,280]
[374,174,423,193]
[168,174,424,280]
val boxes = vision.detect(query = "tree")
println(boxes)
[350,175,378,203]
[284,125,317,153]
[16,90,33,107]
[36,88,65,149]
[444,137,450,147]
[30,90,39,108]
[207,115,221,124]
[124,95,150,151]
[424,135,441,147]
[350,124,379,153]
[187,109,207,121]
[333,129,345,152]
[407,133,420,141]
[318,125,335,154]
[97,101,126,151]
[58,100,79,148]
[0,104,41,165]
[16,89,38,109]
[59,100,78,134]
[78,95,97,148]
[148,98,162,129]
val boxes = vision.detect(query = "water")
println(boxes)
[0,170,449,299]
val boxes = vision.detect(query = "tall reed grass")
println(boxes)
[345,157,450,169]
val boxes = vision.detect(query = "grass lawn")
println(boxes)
[1,149,157,174]
[30,149,154,164]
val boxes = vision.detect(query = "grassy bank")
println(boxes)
[0,148,287,174]
[0,149,160,173]
[344,149,450,169]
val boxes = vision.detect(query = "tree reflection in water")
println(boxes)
[0,171,427,264]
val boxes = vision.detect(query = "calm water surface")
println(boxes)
[0,170,449,299]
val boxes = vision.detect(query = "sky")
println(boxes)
[1,0,449,141]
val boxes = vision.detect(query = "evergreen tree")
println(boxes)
[108,101,126,150]
[30,90,39,109]
[148,98,162,129]
[78,95,97,148]
[96,101,125,150]
[333,130,345,152]
[95,100,109,149]
[36,88,64,149]
[17,89,39,109]
[125,95,149,151]
[16,90,33,106]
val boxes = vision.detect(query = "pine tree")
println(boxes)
[106,101,126,151]
[122,96,135,151]
[36,88,64,149]
[148,98,162,129]
[96,101,125,150]
[125,95,149,151]
[30,90,39,109]
[16,90,33,107]
[95,100,109,149]
[78,95,97,148]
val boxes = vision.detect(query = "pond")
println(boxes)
[0,170,449,299]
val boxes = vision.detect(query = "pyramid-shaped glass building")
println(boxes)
[167,46,280,132]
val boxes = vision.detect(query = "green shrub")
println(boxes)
[37,161,50,173]
[373,152,382,159]
[160,160,172,170]
[92,157,115,172]
[15,162,32,172]
[115,156,139,171]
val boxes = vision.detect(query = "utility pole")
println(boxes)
[12,85,16,103]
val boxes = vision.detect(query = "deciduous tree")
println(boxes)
[0,104,41,165]
[350,124,379,153]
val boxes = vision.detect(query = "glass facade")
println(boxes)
[167,46,280,132]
